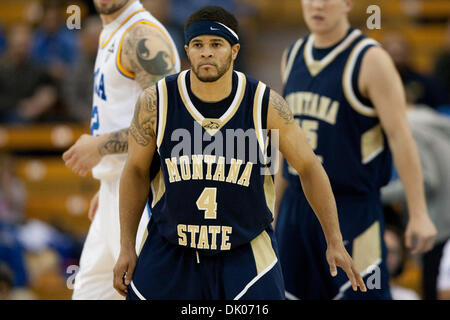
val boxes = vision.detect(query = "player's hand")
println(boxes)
[405,213,437,254]
[326,242,367,293]
[113,247,137,297]
[62,134,103,177]
[88,191,99,221]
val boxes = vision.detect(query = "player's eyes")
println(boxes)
[211,43,221,48]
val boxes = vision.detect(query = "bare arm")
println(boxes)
[62,129,130,177]
[273,151,288,228]
[113,86,158,296]
[360,46,436,254]
[268,90,366,292]
[120,22,177,89]
[273,49,290,227]
[63,23,177,176]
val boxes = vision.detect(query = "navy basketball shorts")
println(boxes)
[276,186,392,300]
[127,219,286,300]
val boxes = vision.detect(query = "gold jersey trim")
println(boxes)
[177,70,247,136]
[342,38,380,118]
[304,29,362,77]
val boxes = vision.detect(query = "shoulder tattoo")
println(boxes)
[270,90,294,124]
[123,24,175,88]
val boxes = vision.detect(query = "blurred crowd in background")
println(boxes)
[0,0,449,300]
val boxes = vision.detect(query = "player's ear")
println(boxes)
[231,43,240,61]
[344,0,353,13]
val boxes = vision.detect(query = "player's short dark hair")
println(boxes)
[185,6,239,35]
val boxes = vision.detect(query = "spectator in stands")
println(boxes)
[433,20,450,107]
[63,16,102,125]
[0,24,58,124]
[0,152,28,293]
[437,239,450,299]
[0,23,6,56]
[384,224,420,300]
[0,262,13,300]
[383,32,448,109]
[382,103,450,300]
[0,223,28,290]
[31,0,78,82]
[0,154,25,225]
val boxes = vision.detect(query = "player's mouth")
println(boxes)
[199,63,216,69]
[312,15,325,22]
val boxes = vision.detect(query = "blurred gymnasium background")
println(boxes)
[0,0,449,300]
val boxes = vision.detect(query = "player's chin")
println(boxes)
[306,20,330,34]
[197,71,221,83]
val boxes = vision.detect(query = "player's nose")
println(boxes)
[200,47,214,57]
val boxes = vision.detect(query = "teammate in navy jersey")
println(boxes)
[113,5,366,300]
[275,0,437,300]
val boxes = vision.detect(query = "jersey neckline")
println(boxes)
[100,1,145,48]
[177,70,247,136]
[304,28,362,77]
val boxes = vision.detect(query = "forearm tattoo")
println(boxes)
[129,88,158,146]
[123,23,175,89]
[270,90,294,124]
[98,128,129,155]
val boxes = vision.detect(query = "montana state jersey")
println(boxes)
[276,28,393,300]
[282,28,392,195]
[149,70,275,254]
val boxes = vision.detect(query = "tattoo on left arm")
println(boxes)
[270,90,294,125]
[136,39,171,75]
[122,23,176,89]
[98,128,129,156]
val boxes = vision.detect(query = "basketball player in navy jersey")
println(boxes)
[113,6,366,300]
[275,0,437,300]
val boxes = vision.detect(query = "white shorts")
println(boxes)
[72,176,150,300]
[437,239,450,292]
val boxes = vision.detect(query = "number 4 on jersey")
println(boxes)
[196,187,217,219]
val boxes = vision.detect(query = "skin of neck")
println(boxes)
[313,18,351,48]
[189,64,234,103]
[100,0,136,25]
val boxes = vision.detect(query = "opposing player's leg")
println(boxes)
[72,182,123,300]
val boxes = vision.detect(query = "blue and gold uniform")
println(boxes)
[128,70,285,300]
[276,28,392,300]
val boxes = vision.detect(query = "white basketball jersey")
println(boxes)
[91,1,180,179]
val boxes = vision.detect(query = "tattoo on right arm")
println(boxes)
[129,87,158,146]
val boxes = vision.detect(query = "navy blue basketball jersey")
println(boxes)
[282,28,391,195]
[149,70,275,254]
